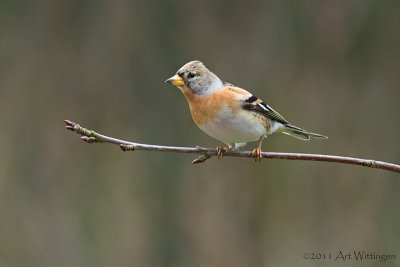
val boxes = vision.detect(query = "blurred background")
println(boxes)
[0,0,399,266]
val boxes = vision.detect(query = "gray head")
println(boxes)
[165,60,223,95]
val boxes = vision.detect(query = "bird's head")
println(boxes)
[165,60,223,95]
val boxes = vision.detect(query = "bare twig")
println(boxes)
[64,120,400,173]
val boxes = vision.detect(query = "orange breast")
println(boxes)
[181,88,240,126]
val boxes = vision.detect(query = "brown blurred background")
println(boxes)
[0,0,399,266]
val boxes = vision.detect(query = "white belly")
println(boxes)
[197,107,267,145]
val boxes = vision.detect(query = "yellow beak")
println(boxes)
[165,74,185,87]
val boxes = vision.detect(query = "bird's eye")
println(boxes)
[187,72,198,79]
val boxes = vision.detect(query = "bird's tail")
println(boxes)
[281,124,328,141]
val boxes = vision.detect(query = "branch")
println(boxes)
[64,120,400,174]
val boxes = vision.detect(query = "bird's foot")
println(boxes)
[251,147,263,162]
[216,146,231,159]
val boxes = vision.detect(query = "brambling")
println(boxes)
[166,60,327,160]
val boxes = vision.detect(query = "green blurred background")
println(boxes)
[0,0,399,266]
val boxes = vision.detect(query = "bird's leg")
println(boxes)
[216,145,234,159]
[251,136,265,162]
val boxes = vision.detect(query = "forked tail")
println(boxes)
[281,124,328,141]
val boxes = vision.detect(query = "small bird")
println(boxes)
[165,60,327,160]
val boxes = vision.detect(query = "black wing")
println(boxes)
[242,95,289,125]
